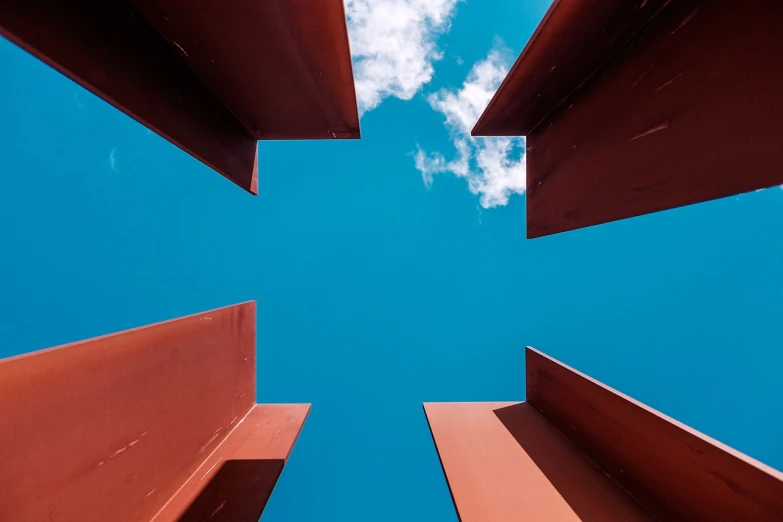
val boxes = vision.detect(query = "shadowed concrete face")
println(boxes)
[492,403,655,521]
[176,460,284,522]
[425,401,654,521]
[0,0,359,194]
[525,348,783,521]
[473,0,783,237]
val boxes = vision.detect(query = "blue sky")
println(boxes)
[2,1,783,520]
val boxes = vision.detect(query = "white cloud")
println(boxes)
[415,47,526,208]
[345,0,460,113]
[109,148,118,172]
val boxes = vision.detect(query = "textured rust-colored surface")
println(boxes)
[424,402,654,521]
[526,347,783,521]
[175,460,284,522]
[472,0,673,138]
[155,404,310,522]
[0,302,310,522]
[473,0,783,237]
[426,348,783,521]
[0,302,255,521]
[0,0,259,193]
[1,0,359,193]
[133,0,360,140]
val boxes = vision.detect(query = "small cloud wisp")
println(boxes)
[109,148,119,173]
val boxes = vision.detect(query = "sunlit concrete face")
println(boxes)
[425,348,783,521]
[0,302,309,522]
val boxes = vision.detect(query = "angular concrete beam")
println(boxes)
[0,302,309,522]
[0,0,359,194]
[425,347,783,521]
[473,0,783,237]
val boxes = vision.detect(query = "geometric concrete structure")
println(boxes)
[0,0,360,194]
[473,0,783,237]
[425,347,783,521]
[0,301,308,522]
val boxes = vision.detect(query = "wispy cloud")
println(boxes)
[345,0,461,114]
[109,148,118,172]
[415,46,525,208]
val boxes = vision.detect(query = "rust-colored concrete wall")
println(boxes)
[425,348,783,521]
[132,0,359,141]
[474,0,783,237]
[424,402,654,521]
[473,0,673,139]
[154,403,310,522]
[0,0,259,193]
[0,302,309,522]
[526,347,783,521]
[0,0,359,194]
